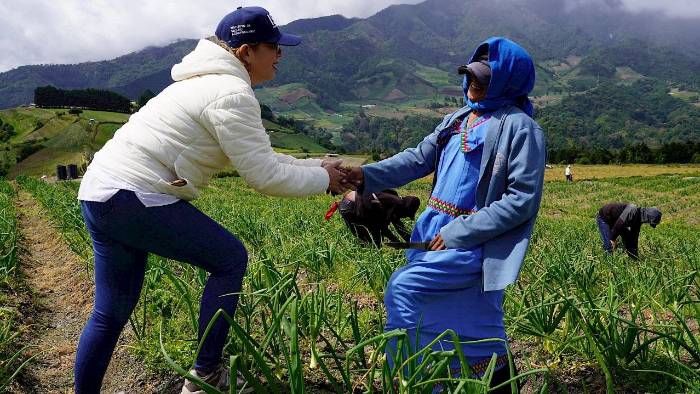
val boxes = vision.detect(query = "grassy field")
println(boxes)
[9,149,85,178]
[0,108,60,142]
[669,88,700,103]
[0,108,127,178]
[413,64,459,89]
[10,165,700,392]
[0,107,331,179]
[543,164,700,182]
[419,164,700,188]
[263,118,329,153]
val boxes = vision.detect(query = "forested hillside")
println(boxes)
[0,0,698,156]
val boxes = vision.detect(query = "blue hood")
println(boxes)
[463,37,536,117]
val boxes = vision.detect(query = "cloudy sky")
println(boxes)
[1,0,699,73]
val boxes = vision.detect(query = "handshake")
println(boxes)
[321,159,363,195]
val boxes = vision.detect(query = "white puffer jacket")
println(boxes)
[84,39,329,200]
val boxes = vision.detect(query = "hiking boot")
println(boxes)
[180,365,252,394]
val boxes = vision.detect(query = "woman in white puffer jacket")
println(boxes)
[74,7,349,393]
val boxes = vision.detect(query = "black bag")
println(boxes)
[338,189,420,247]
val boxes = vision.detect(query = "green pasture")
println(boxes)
[0,108,331,178]
[413,65,459,89]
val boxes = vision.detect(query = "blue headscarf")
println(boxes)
[463,37,536,117]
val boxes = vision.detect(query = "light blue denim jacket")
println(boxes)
[361,105,546,291]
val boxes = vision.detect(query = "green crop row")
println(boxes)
[0,179,31,391]
[16,173,700,393]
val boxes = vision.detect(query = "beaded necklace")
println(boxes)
[460,113,490,152]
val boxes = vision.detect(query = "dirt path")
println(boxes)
[13,190,176,393]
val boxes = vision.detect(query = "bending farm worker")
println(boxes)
[596,202,662,259]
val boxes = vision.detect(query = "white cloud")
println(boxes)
[1,0,698,73]
[563,0,700,18]
[0,0,422,73]
[619,0,700,18]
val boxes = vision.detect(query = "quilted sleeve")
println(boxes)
[273,152,323,167]
[200,93,329,196]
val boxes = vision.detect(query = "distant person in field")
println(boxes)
[345,37,545,392]
[565,164,573,182]
[74,7,351,394]
[596,203,662,259]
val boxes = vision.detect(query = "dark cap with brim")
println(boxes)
[643,207,662,228]
[466,60,491,87]
[215,6,301,48]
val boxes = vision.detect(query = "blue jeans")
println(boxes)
[75,190,248,393]
[596,214,613,253]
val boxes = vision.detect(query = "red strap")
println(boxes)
[324,201,340,221]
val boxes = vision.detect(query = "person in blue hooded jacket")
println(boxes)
[345,37,545,390]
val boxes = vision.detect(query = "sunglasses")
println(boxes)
[261,42,282,56]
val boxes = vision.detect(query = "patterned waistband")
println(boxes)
[444,353,509,379]
[427,196,476,217]
[467,353,510,378]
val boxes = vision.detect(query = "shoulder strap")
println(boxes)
[430,112,471,194]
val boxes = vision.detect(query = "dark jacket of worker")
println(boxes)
[597,203,662,258]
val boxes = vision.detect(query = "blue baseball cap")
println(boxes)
[215,6,301,48]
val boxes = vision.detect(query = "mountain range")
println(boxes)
[1,0,699,150]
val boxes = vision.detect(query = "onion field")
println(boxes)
[0,180,24,391]
[9,170,700,393]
